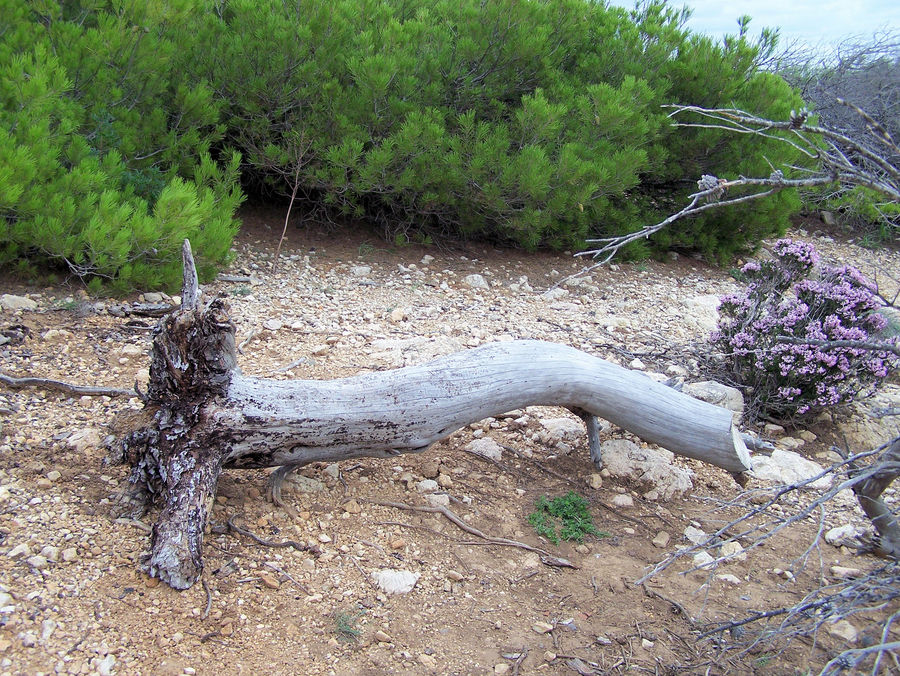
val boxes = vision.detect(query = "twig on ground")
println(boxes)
[0,370,135,398]
[641,582,696,626]
[511,647,528,676]
[367,499,576,568]
[201,577,212,620]
[219,514,319,554]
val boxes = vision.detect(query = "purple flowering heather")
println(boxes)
[713,238,898,420]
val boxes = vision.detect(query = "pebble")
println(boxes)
[611,494,633,508]
[772,568,795,581]
[718,541,747,562]
[651,531,670,548]
[830,565,861,579]
[26,555,48,570]
[40,545,60,562]
[693,552,715,569]
[372,569,420,594]
[462,274,489,289]
[342,499,362,514]
[374,630,392,643]
[532,621,554,634]
[464,438,502,461]
[416,479,439,492]
[825,525,857,546]
[0,294,37,311]
[494,664,510,674]
[41,619,57,640]
[587,473,603,490]
[263,318,283,331]
[446,570,464,582]
[763,423,785,436]
[543,651,557,662]
[96,654,116,676]
[258,572,280,589]
[716,574,742,585]
[683,525,707,545]
[826,619,858,643]
[317,533,332,543]
[425,493,450,507]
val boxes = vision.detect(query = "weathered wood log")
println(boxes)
[115,240,750,589]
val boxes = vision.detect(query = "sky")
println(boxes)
[609,1,899,50]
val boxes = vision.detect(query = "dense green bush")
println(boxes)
[0,0,242,292]
[180,0,804,256]
[2,0,807,287]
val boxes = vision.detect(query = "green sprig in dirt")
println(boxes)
[528,491,608,545]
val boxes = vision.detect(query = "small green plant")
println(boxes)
[527,491,608,545]
[357,242,377,258]
[229,286,252,297]
[332,609,363,643]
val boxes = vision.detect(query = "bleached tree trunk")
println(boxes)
[115,241,749,590]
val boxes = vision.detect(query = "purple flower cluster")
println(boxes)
[713,239,897,419]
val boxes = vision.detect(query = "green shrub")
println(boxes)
[0,0,242,292]
[528,491,608,545]
[181,0,802,259]
[1,0,809,280]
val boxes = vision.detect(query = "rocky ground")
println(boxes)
[1,207,899,675]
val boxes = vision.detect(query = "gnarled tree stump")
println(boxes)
[116,240,749,589]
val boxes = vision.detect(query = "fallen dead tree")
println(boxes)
[110,240,749,590]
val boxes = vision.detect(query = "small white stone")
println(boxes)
[0,294,37,311]
[651,531,671,548]
[683,526,707,545]
[465,438,502,461]
[416,479,438,493]
[462,274,490,289]
[7,543,31,559]
[826,619,858,643]
[372,569,420,594]
[718,541,746,563]
[716,574,742,585]
[611,494,633,508]
[26,555,49,570]
[425,493,450,507]
[825,525,857,546]
[693,551,715,569]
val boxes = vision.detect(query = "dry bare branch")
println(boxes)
[579,102,900,264]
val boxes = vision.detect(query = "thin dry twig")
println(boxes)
[576,102,900,268]
[218,514,319,554]
[0,370,135,398]
[367,499,576,568]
